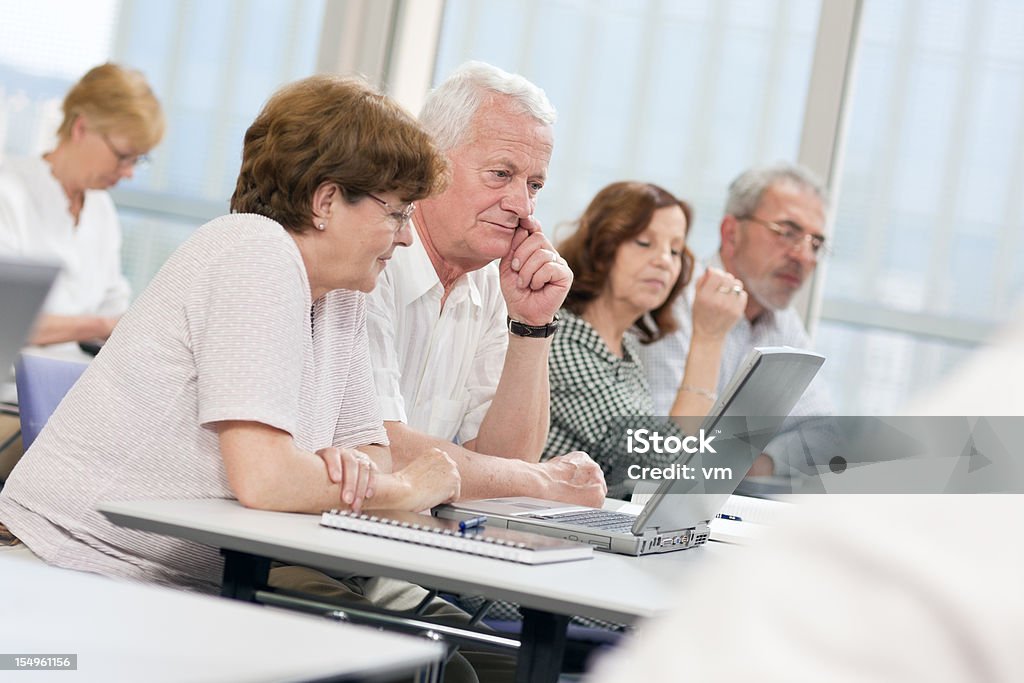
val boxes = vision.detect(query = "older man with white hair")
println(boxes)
[366,61,607,504]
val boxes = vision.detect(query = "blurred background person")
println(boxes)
[547,181,746,497]
[0,62,164,347]
[587,493,1023,682]
[0,62,165,482]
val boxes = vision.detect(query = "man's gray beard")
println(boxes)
[747,282,788,313]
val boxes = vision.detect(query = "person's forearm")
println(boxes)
[669,332,727,429]
[220,422,410,513]
[228,444,354,513]
[232,445,416,513]
[387,420,546,499]
[358,443,393,473]
[469,334,551,461]
[30,314,116,346]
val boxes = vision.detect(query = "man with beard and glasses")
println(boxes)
[638,163,835,478]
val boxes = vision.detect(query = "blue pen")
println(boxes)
[458,515,488,532]
[716,513,742,522]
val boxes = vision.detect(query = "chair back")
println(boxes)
[14,353,89,450]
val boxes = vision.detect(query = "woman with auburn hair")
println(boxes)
[0,63,165,346]
[546,181,747,497]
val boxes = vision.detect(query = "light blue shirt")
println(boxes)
[637,253,835,474]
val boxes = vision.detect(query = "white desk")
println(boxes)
[1,551,443,682]
[99,498,729,682]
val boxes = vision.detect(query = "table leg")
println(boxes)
[0,428,20,454]
[516,608,569,683]
[220,550,270,602]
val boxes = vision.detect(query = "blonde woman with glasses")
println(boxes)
[0,63,165,346]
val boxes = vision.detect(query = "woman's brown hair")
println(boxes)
[559,181,694,343]
[231,75,448,231]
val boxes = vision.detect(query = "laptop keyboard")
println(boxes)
[535,509,637,533]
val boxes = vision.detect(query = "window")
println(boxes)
[434,0,821,258]
[0,0,119,156]
[113,0,325,294]
[816,0,1024,412]
[0,0,326,295]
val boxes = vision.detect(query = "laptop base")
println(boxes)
[434,499,709,556]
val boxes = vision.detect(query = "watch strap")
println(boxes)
[507,315,559,338]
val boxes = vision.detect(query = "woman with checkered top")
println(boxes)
[544,182,746,498]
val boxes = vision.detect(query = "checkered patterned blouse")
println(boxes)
[542,309,686,499]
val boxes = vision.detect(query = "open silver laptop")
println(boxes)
[434,347,824,556]
[1,257,59,371]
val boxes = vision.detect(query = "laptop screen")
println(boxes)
[0,257,60,372]
[633,347,824,532]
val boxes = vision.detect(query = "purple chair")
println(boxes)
[14,353,88,450]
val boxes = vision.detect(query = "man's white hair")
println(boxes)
[419,61,557,152]
[725,162,829,218]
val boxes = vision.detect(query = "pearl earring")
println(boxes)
[317,222,326,231]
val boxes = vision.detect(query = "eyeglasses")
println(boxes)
[366,193,416,230]
[738,215,830,259]
[98,131,149,169]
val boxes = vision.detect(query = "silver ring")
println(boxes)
[731,284,744,295]
[550,251,558,263]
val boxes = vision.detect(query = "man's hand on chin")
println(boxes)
[499,216,572,326]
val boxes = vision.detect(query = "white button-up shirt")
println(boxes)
[366,225,509,444]
[0,156,131,319]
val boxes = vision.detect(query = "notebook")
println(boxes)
[713,493,797,543]
[434,347,824,556]
[320,509,593,564]
[0,257,59,372]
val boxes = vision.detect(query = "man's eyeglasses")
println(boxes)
[366,193,416,230]
[738,215,830,259]
[98,131,149,169]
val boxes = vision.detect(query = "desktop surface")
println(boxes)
[99,497,721,626]
[3,555,443,682]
